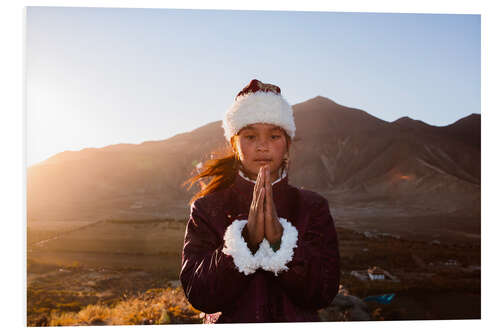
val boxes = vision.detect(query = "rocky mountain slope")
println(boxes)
[27,96,480,223]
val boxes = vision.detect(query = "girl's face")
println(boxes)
[233,123,289,182]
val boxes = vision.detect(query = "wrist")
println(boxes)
[270,239,281,252]
[242,225,259,254]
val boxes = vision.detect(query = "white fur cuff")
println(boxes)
[222,219,269,275]
[222,218,299,276]
[257,217,299,276]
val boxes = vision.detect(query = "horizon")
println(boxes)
[26,7,480,166]
[28,95,480,168]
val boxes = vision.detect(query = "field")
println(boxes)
[27,261,200,326]
[28,219,185,255]
[26,215,480,326]
[335,215,480,245]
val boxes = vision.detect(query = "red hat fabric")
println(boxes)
[235,79,281,100]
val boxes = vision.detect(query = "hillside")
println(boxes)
[27,96,480,239]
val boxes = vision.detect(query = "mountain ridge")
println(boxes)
[28,96,480,224]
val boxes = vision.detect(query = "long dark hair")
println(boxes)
[183,133,291,205]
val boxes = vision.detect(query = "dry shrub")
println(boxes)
[48,286,201,326]
[109,297,165,325]
[78,304,112,325]
[49,312,78,326]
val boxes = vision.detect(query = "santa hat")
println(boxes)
[222,79,296,141]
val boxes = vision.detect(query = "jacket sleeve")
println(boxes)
[179,199,265,314]
[262,196,340,310]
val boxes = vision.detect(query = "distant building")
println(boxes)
[444,259,459,266]
[351,267,399,282]
[363,231,376,239]
[367,266,386,280]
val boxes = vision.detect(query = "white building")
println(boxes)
[367,266,386,280]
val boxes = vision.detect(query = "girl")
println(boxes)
[180,79,340,323]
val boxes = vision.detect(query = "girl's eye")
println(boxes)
[245,135,255,140]
[271,135,282,140]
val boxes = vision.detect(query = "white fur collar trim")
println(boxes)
[238,168,287,186]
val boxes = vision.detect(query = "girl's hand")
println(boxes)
[264,165,283,244]
[244,166,266,252]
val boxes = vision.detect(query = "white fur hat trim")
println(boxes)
[222,91,296,141]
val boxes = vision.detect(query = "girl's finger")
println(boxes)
[266,166,271,190]
[251,169,263,212]
[254,168,264,205]
[256,167,263,191]
[262,166,266,184]
[258,187,265,222]
[253,167,261,196]
[260,168,266,204]
[267,167,274,208]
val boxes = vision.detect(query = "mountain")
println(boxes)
[27,96,480,223]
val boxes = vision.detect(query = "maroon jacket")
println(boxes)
[179,171,340,323]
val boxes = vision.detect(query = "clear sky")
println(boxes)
[26,6,480,166]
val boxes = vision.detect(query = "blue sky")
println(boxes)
[26,7,480,166]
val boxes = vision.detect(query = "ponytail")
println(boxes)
[183,147,239,206]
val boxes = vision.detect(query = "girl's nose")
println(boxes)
[256,139,269,151]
